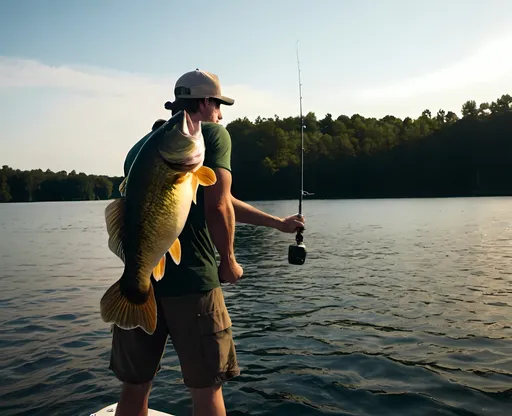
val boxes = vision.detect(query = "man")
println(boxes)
[110,69,305,416]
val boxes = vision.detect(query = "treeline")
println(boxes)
[1,94,511,203]
[229,93,512,199]
[0,168,124,203]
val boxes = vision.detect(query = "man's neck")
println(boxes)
[189,112,204,131]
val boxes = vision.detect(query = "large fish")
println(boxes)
[100,110,216,335]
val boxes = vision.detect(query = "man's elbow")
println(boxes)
[205,194,232,214]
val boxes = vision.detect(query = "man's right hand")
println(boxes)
[277,213,305,233]
[219,257,244,284]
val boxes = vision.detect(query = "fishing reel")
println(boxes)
[288,229,307,265]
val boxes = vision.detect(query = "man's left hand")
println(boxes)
[277,214,305,233]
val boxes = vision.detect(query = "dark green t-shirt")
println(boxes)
[122,120,232,297]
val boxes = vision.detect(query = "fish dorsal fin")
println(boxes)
[104,198,126,263]
[169,238,181,265]
[153,255,166,281]
[195,166,217,186]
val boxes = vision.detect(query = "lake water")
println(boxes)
[0,197,511,416]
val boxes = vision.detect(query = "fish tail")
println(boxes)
[100,275,157,335]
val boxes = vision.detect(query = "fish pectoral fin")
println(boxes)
[169,238,181,265]
[118,176,128,196]
[105,198,126,263]
[174,172,190,185]
[100,278,157,335]
[195,166,217,186]
[152,255,166,281]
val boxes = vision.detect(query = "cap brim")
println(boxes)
[174,94,235,106]
[215,95,234,106]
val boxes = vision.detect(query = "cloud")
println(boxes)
[0,57,297,176]
[357,33,512,102]
[0,56,165,94]
[0,56,297,121]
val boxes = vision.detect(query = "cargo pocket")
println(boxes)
[198,307,232,335]
[197,307,234,376]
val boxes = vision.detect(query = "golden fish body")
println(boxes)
[100,111,216,334]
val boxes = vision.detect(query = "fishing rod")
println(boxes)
[288,40,308,266]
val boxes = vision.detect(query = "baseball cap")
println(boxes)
[173,69,234,106]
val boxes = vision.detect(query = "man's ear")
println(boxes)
[198,98,207,112]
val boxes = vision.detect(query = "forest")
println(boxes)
[1,94,511,203]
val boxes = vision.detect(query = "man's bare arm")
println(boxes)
[231,196,283,229]
[231,196,305,233]
[204,168,237,262]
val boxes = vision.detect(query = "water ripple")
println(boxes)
[1,198,512,415]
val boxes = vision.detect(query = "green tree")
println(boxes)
[445,111,459,124]
[490,94,512,114]
[436,109,446,126]
[478,102,491,117]
[0,166,11,202]
[462,100,478,118]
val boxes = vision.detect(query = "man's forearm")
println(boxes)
[231,196,283,229]
[205,196,236,261]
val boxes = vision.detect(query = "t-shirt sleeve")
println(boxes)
[204,124,232,172]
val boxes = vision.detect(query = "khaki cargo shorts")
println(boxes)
[109,287,240,388]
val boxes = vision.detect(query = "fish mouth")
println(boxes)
[165,159,203,172]
[164,148,204,172]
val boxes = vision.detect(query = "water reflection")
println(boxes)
[0,198,511,416]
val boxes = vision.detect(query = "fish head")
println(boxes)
[157,110,205,172]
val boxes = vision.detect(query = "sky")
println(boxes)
[1,0,511,176]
